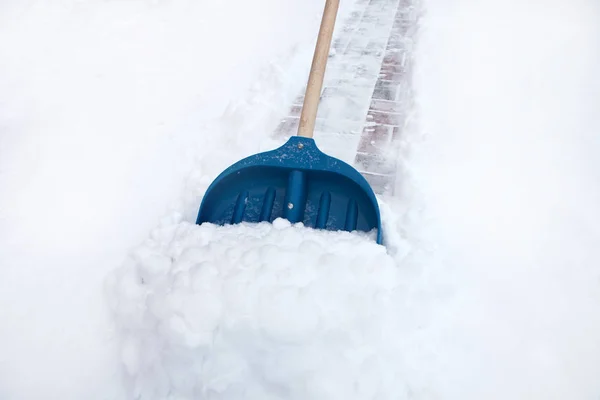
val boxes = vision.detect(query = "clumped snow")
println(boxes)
[107,217,406,399]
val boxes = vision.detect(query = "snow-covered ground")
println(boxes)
[0,1,333,398]
[1,0,600,399]
[401,0,600,397]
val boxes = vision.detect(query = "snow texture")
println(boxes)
[107,218,404,399]
[1,0,600,398]
[0,1,332,399]
[386,0,600,398]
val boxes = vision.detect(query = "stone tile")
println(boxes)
[357,125,392,153]
[367,110,402,126]
[315,117,363,135]
[372,80,398,101]
[379,63,406,75]
[354,152,397,175]
[382,51,402,65]
[317,93,370,122]
[369,99,403,113]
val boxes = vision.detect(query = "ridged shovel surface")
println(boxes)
[196,136,383,244]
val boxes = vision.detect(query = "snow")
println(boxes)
[1,0,600,398]
[393,0,600,397]
[107,217,402,399]
[0,1,333,399]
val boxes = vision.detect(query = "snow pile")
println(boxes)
[107,218,407,399]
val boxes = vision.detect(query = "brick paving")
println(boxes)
[272,0,419,195]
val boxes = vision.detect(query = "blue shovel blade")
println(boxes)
[196,136,383,244]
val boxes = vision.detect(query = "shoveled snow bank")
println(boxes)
[107,217,404,399]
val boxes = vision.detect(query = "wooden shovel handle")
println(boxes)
[297,0,340,138]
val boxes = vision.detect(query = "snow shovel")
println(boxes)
[196,0,383,244]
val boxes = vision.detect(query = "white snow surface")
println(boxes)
[107,218,402,399]
[397,0,600,398]
[1,0,600,399]
[0,1,335,399]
